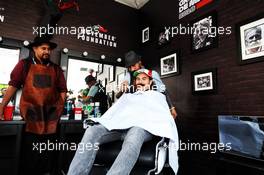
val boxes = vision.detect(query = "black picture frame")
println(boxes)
[107,91,115,103]
[108,65,116,83]
[236,13,264,65]
[101,78,107,88]
[191,68,217,95]
[157,27,171,49]
[98,63,104,74]
[142,27,150,43]
[191,11,218,53]
[160,52,180,78]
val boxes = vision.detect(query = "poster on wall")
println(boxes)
[142,27,150,43]
[191,68,217,95]
[157,28,171,48]
[179,0,213,19]
[191,11,218,53]
[160,52,180,78]
[237,13,264,65]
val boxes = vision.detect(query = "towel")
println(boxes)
[92,90,179,174]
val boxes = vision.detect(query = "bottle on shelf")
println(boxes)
[74,100,83,120]
[94,102,101,118]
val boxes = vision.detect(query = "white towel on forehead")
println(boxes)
[92,90,179,174]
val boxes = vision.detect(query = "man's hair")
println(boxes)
[85,75,96,84]
[133,75,156,92]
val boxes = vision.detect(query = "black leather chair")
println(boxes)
[83,120,169,175]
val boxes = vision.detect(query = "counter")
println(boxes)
[0,119,85,175]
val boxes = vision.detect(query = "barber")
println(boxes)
[0,36,67,175]
[116,50,177,118]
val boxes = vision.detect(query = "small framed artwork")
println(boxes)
[160,52,180,78]
[191,68,217,95]
[191,11,218,53]
[236,13,264,65]
[142,27,150,43]
[157,28,171,48]
[117,71,126,86]
[101,78,107,88]
[98,64,104,74]
[107,91,115,103]
[108,65,116,83]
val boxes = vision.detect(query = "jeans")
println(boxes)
[67,124,153,175]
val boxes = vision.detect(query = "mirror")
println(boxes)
[63,55,126,103]
[0,38,29,117]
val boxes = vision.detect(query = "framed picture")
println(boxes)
[107,91,115,103]
[236,13,264,65]
[108,65,116,83]
[191,68,217,95]
[98,64,104,74]
[160,53,180,78]
[191,11,218,53]
[142,27,150,43]
[101,78,107,88]
[117,71,126,86]
[157,28,171,48]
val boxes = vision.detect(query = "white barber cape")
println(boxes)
[92,90,179,174]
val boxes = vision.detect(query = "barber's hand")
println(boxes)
[121,81,129,92]
[0,104,4,120]
[170,107,177,119]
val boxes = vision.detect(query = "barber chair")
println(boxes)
[83,120,170,175]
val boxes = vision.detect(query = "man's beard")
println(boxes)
[40,54,50,64]
[136,83,150,91]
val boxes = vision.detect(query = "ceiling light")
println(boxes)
[23,40,29,46]
[117,58,122,62]
[83,51,88,57]
[101,55,106,59]
[63,48,68,53]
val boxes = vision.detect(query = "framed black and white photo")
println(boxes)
[98,63,104,74]
[236,13,264,65]
[142,27,150,43]
[191,11,218,53]
[107,91,115,103]
[160,53,179,78]
[191,68,217,95]
[117,71,126,86]
[108,65,116,83]
[101,78,107,88]
[157,28,171,48]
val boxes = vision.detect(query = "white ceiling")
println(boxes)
[114,0,150,9]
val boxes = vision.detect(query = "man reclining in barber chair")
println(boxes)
[67,69,179,175]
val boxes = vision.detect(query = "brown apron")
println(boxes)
[20,64,64,134]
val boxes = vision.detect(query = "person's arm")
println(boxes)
[152,71,177,119]
[164,90,177,119]
[60,92,66,103]
[0,86,17,120]
[116,73,131,99]
[116,81,129,99]
[1,60,25,119]
[83,85,98,103]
